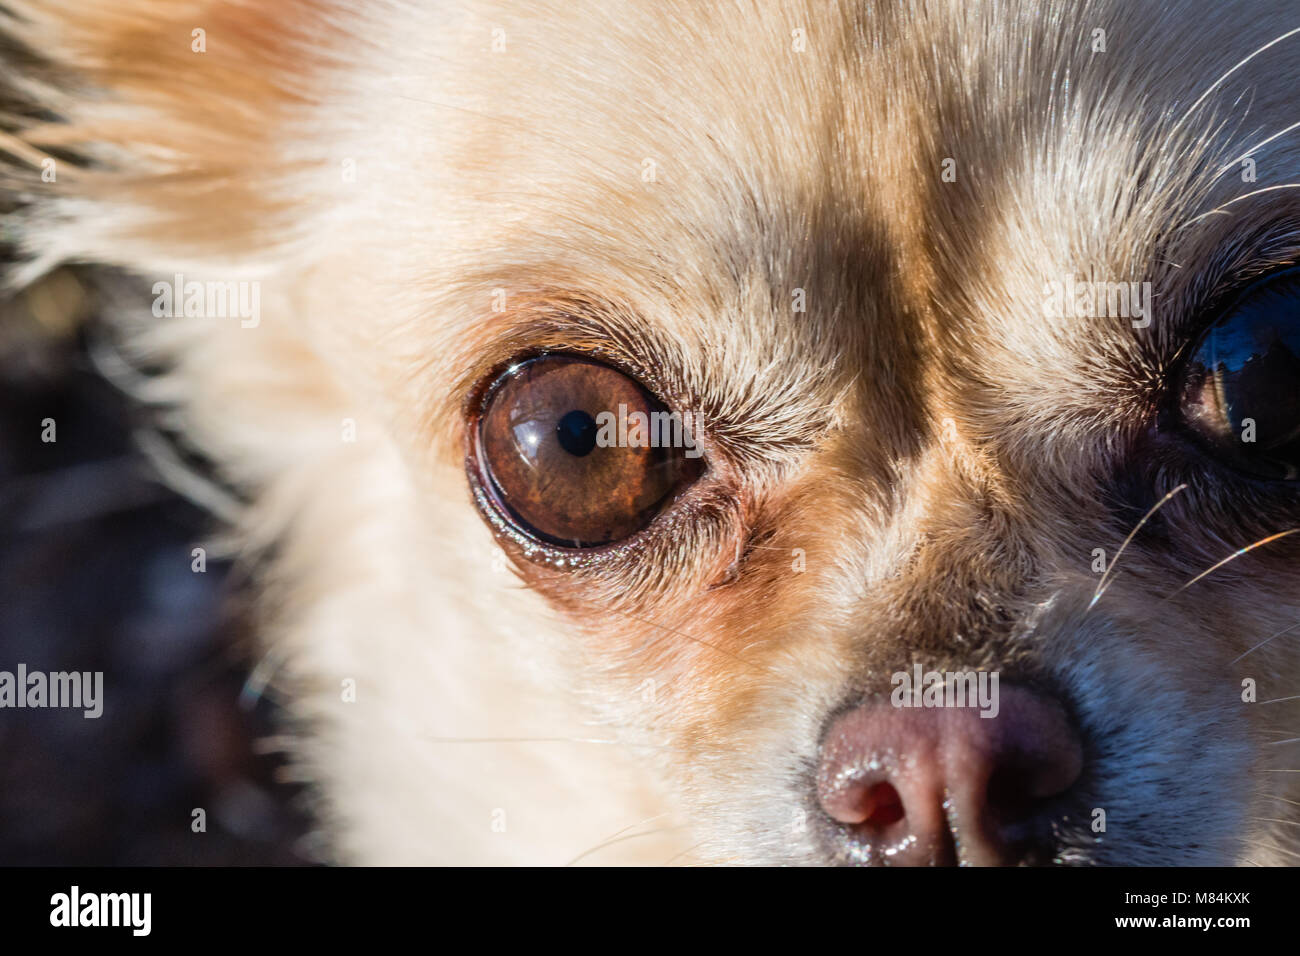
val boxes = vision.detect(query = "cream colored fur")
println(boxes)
[2,0,1299,864]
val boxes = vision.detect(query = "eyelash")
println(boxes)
[465,228,1300,569]
[1138,230,1300,431]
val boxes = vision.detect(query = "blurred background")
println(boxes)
[0,267,314,865]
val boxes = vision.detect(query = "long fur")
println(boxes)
[2,0,1298,864]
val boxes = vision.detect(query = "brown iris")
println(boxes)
[475,355,703,548]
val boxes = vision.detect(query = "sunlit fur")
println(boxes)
[3,0,1300,864]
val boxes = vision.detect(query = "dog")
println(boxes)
[3,0,1300,865]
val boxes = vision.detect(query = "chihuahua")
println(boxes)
[3,0,1300,865]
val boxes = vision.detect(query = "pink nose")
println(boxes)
[815,684,1084,865]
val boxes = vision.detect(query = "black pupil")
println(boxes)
[556,409,598,457]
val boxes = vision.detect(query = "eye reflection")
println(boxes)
[510,416,544,464]
[1180,267,1300,479]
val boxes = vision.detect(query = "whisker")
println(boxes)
[565,811,676,867]
[1087,484,1187,612]
[663,841,707,866]
[1164,527,1300,600]
[1243,838,1300,862]
[1266,737,1300,745]
[1177,27,1300,129]
[1252,817,1300,827]
[1182,183,1300,228]
[1215,120,1300,179]
[680,857,742,867]
[605,605,772,674]
[565,823,688,866]
[1257,696,1300,706]
[1231,618,1300,663]
[419,734,684,750]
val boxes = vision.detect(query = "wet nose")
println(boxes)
[815,683,1083,865]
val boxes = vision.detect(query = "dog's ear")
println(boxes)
[1,0,346,278]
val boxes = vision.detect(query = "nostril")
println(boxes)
[816,683,1085,865]
[822,777,907,827]
[986,765,1043,822]
[861,781,905,827]
[984,704,1085,803]
[982,715,1084,838]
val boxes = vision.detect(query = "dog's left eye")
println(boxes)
[472,355,703,549]
[1178,267,1300,480]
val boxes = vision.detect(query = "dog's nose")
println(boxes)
[815,684,1083,865]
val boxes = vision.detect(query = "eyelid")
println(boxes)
[465,338,681,422]
[1198,264,1300,329]
[1168,220,1300,336]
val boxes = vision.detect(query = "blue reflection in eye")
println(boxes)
[1180,267,1300,480]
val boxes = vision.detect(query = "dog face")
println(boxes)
[6,0,1300,864]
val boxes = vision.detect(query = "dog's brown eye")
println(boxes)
[475,355,703,548]
[1179,267,1300,479]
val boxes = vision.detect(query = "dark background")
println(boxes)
[0,268,313,864]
